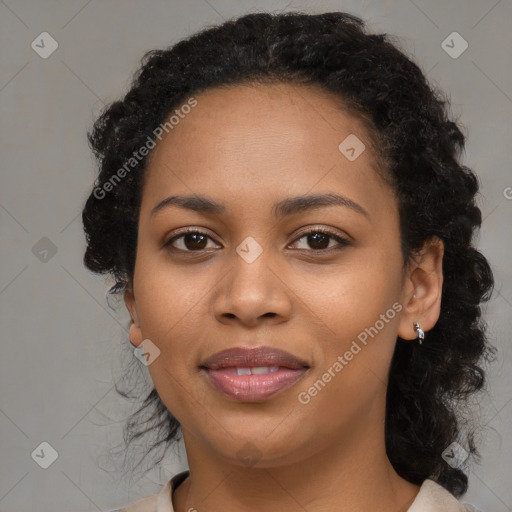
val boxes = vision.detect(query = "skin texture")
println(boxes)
[124,82,444,512]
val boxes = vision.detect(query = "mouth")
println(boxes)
[199,346,310,402]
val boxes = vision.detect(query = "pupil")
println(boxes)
[309,233,329,250]
[185,233,207,250]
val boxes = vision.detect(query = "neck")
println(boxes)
[173,423,420,511]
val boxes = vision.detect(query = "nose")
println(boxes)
[212,246,293,327]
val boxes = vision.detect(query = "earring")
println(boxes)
[413,321,425,344]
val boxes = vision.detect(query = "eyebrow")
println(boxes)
[150,192,369,219]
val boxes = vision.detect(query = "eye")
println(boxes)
[288,228,350,252]
[163,227,350,254]
[163,228,221,252]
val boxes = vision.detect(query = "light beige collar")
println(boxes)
[407,479,469,511]
[119,472,473,512]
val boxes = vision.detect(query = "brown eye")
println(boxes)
[290,229,350,252]
[164,230,220,252]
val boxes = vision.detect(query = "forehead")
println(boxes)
[141,82,393,218]
[155,82,376,155]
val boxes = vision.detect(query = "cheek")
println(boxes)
[296,302,400,436]
[297,248,402,334]
[131,261,206,390]
[134,247,211,335]
[301,251,403,390]
[131,250,230,391]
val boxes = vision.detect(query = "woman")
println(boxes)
[83,11,494,512]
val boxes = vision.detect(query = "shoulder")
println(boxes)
[408,479,481,512]
[109,470,189,512]
[108,493,159,512]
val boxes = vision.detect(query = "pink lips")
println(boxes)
[200,346,309,402]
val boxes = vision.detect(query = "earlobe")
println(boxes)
[129,323,143,347]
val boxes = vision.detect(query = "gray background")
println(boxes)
[0,0,511,511]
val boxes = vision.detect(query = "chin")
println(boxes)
[202,424,316,469]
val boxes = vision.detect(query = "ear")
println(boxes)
[124,286,143,347]
[397,236,444,341]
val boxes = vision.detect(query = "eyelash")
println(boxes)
[163,227,350,254]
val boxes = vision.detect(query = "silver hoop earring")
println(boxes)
[413,322,425,344]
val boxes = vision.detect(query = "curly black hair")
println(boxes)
[82,11,495,497]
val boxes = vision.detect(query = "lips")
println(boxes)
[201,346,309,370]
[200,346,309,402]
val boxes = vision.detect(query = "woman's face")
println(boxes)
[125,82,416,467]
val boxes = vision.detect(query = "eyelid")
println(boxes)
[291,224,351,242]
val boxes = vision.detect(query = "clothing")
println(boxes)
[111,470,475,512]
